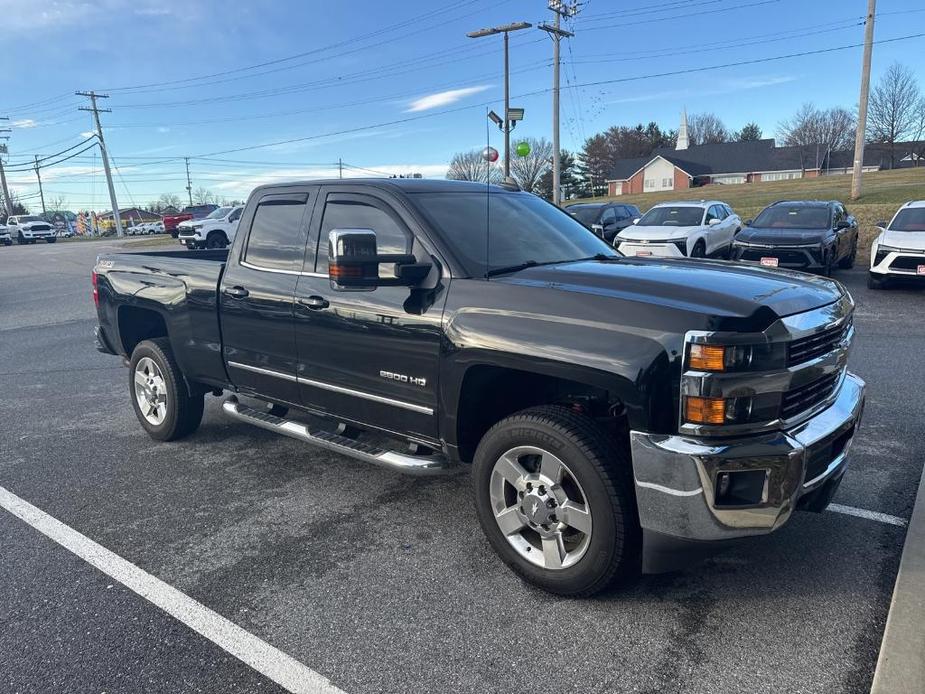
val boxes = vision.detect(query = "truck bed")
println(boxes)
[94,248,230,390]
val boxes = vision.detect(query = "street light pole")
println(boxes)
[467,21,532,179]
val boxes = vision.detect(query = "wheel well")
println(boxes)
[455,366,625,463]
[117,306,168,355]
[207,229,228,241]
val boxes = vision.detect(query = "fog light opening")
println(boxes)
[714,469,768,508]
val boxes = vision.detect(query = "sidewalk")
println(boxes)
[871,462,925,693]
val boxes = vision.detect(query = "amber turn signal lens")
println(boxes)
[689,344,726,371]
[685,396,726,425]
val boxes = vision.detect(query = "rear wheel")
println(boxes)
[472,405,640,597]
[129,338,204,441]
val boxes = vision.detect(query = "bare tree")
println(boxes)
[47,194,68,212]
[910,97,925,166]
[778,103,856,170]
[687,112,730,145]
[446,149,502,183]
[146,193,184,213]
[509,138,553,193]
[868,62,921,168]
[192,187,219,205]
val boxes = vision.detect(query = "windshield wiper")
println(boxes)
[486,260,540,277]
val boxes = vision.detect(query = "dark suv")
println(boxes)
[731,200,858,275]
[566,202,641,243]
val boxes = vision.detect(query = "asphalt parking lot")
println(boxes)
[1,238,923,694]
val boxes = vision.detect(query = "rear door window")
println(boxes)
[243,193,310,272]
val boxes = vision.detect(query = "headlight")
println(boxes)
[874,244,900,265]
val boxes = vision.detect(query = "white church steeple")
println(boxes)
[676,108,689,150]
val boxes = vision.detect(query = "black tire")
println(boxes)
[186,243,198,251]
[690,240,706,258]
[267,403,289,417]
[16,233,25,245]
[868,273,887,290]
[46,237,56,244]
[472,405,640,597]
[839,241,857,269]
[822,250,835,277]
[129,337,204,441]
[206,232,227,249]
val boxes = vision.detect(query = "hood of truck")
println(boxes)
[494,257,843,320]
[735,226,832,246]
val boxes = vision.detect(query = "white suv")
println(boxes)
[7,215,57,244]
[0,221,10,246]
[178,206,243,249]
[614,200,741,259]
[869,200,925,289]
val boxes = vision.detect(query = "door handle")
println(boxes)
[223,285,249,299]
[299,295,329,310]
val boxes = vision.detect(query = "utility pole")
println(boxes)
[77,90,123,237]
[184,157,193,206]
[851,0,876,201]
[540,2,577,206]
[0,117,12,218]
[338,157,343,179]
[34,155,46,215]
[468,21,532,179]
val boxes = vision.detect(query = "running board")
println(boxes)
[221,396,455,476]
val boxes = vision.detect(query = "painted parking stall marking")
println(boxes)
[0,486,346,694]
[827,503,908,527]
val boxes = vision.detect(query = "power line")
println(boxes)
[175,31,924,159]
[101,0,512,94]
[581,0,781,31]
[3,142,99,172]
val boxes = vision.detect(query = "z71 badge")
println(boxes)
[380,370,426,387]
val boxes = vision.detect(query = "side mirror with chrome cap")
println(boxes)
[328,228,431,291]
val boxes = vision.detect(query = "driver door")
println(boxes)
[292,187,446,443]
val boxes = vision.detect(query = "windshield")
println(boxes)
[566,205,602,225]
[205,206,232,220]
[889,208,925,232]
[410,191,618,277]
[637,206,703,227]
[753,205,830,229]
[19,215,42,222]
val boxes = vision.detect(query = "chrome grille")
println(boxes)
[787,318,851,367]
[781,372,840,420]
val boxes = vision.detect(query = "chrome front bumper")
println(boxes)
[630,372,865,571]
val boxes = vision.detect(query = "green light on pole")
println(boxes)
[515,141,531,157]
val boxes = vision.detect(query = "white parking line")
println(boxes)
[0,486,345,694]
[828,503,909,527]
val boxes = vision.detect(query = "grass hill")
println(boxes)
[567,168,925,261]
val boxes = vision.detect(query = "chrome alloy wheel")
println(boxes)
[489,445,593,570]
[133,357,168,425]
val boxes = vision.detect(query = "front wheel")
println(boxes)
[206,232,227,249]
[868,273,888,290]
[472,405,640,597]
[839,242,857,269]
[46,237,56,244]
[129,338,204,441]
[690,240,706,258]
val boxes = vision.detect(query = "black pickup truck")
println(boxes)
[93,179,865,596]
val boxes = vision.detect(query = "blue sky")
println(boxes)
[2,0,924,210]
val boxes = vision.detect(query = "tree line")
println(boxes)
[446,61,925,200]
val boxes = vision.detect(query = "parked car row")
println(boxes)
[125,221,165,235]
[567,198,861,277]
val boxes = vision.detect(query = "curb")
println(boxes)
[871,462,925,694]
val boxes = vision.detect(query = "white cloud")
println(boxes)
[157,126,170,133]
[406,85,491,113]
[13,119,37,128]
[80,131,96,138]
[607,75,798,106]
